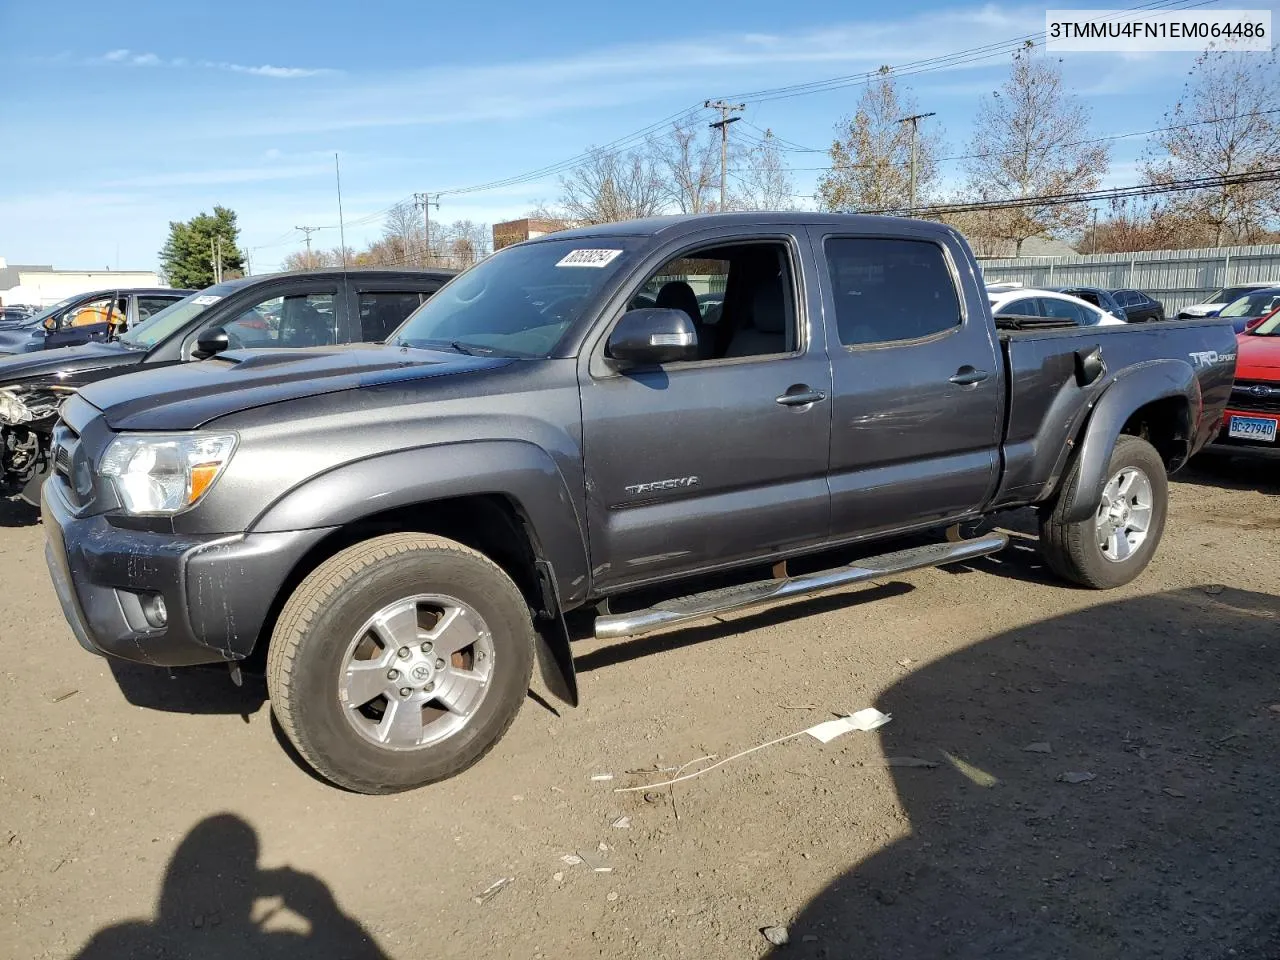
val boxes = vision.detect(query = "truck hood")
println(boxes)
[1236,332,1280,379]
[0,340,143,389]
[79,344,512,431]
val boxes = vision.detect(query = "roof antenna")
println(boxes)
[334,152,349,272]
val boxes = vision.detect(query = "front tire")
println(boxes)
[1039,435,1168,589]
[266,533,535,794]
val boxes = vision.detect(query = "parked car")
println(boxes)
[1177,282,1279,320]
[1210,306,1280,452]
[42,212,1235,794]
[1215,287,1280,334]
[0,288,192,355]
[0,305,37,325]
[1048,285,1126,318]
[1109,289,1165,323]
[0,269,454,501]
[989,287,1125,326]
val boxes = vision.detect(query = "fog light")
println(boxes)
[141,592,167,628]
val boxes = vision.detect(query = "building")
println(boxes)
[492,218,568,251]
[0,258,164,307]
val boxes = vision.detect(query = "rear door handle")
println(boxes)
[949,366,990,386]
[775,386,827,407]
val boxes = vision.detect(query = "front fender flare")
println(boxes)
[251,439,591,607]
[1061,359,1198,523]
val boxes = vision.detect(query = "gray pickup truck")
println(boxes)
[42,213,1236,794]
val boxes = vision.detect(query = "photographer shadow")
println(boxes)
[73,813,388,959]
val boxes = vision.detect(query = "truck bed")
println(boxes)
[994,319,1237,507]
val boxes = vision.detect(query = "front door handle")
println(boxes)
[775,386,827,407]
[949,366,990,386]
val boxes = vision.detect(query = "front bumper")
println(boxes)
[43,482,335,666]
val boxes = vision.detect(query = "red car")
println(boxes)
[1214,305,1280,452]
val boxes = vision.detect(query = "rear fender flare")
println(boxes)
[1060,359,1198,523]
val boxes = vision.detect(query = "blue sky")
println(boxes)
[2,0,1275,273]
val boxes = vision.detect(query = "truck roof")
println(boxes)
[541,211,954,242]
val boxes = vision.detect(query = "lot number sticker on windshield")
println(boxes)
[557,249,623,268]
[192,295,222,305]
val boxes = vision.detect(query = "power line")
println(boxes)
[856,168,1280,217]
[421,0,1209,201]
[715,0,1209,105]
[729,107,1280,175]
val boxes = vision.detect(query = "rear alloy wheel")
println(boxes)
[1039,434,1168,589]
[267,533,534,794]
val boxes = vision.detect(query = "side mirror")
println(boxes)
[42,315,58,332]
[606,308,698,366]
[1075,345,1106,386]
[193,326,231,359]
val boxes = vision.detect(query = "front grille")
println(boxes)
[49,423,89,508]
[1231,381,1280,414]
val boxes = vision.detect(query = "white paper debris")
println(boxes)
[560,854,583,866]
[590,773,614,782]
[805,708,891,743]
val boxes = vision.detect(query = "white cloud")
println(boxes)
[93,49,334,77]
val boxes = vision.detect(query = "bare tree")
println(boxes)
[648,120,722,213]
[383,200,426,266]
[817,66,943,214]
[1143,49,1280,246]
[439,219,491,267]
[732,129,798,211]
[558,147,666,224]
[282,247,350,271]
[961,42,1109,255]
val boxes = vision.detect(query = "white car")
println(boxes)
[988,288,1125,326]
[1178,282,1280,320]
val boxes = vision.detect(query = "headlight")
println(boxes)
[0,389,32,424]
[99,433,237,514]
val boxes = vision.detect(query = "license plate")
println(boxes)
[1228,415,1278,442]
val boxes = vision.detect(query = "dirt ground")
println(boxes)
[1,454,1277,960]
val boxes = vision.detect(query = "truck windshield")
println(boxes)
[118,284,237,349]
[393,238,639,357]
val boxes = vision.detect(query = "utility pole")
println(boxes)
[415,193,439,267]
[897,111,936,216]
[215,237,223,283]
[296,225,318,268]
[705,100,744,212]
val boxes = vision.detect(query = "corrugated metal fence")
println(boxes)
[978,244,1280,313]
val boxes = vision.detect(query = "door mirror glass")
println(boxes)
[607,308,699,365]
[43,315,58,331]
[193,326,231,359]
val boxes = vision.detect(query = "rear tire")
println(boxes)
[267,533,534,794]
[1039,435,1168,589]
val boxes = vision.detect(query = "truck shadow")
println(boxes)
[771,586,1280,959]
[108,660,269,718]
[0,495,39,527]
[71,813,389,959]
[1180,453,1280,495]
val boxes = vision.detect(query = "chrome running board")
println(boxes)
[593,532,1008,640]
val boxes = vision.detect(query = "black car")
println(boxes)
[0,268,454,499]
[0,288,192,354]
[1109,288,1165,323]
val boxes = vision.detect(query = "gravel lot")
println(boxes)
[1,455,1277,960]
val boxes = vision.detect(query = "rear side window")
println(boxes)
[137,296,180,322]
[358,291,425,342]
[1000,298,1041,317]
[824,237,961,346]
[1041,297,1091,325]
